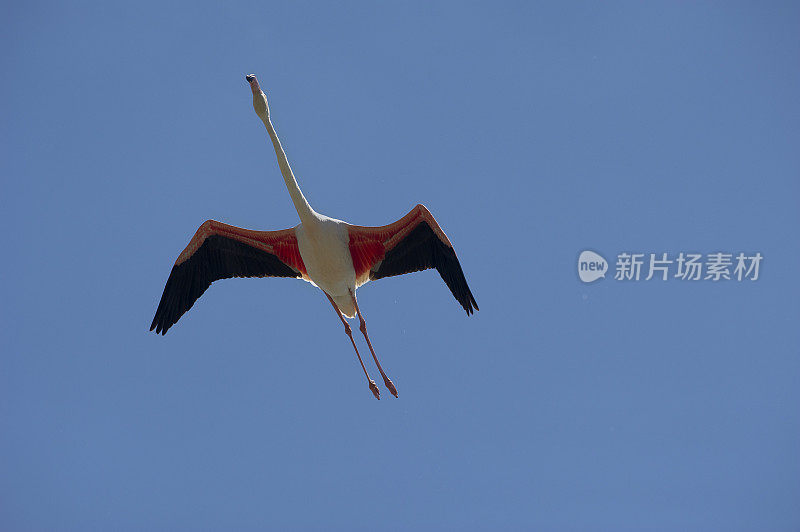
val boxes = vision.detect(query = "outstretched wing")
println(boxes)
[347,204,478,315]
[150,220,307,335]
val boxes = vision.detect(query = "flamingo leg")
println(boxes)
[325,292,380,400]
[350,290,398,398]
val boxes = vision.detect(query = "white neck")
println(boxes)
[261,115,316,225]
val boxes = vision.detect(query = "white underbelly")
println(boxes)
[295,220,356,300]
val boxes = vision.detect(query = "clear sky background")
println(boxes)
[2,2,799,530]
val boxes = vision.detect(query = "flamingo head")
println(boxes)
[246,74,269,120]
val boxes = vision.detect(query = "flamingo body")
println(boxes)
[295,214,358,317]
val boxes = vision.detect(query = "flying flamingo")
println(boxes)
[150,74,478,399]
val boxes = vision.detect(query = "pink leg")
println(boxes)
[325,292,380,400]
[351,290,398,398]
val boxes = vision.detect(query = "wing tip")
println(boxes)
[150,313,172,335]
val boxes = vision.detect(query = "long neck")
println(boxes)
[261,116,315,224]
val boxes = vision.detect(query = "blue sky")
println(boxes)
[2,2,799,530]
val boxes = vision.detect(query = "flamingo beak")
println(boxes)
[246,74,261,95]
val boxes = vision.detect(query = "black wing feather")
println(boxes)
[369,222,478,315]
[150,234,299,335]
